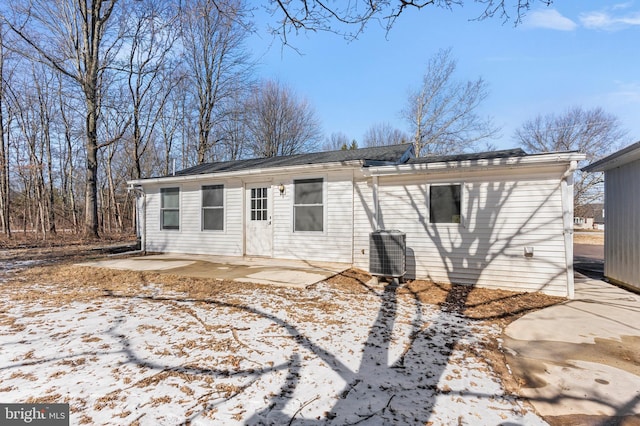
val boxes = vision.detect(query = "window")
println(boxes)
[160,187,180,230]
[202,185,224,231]
[429,184,461,224]
[250,187,268,221]
[294,178,323,232]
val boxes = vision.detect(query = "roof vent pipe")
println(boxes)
[172,158,176,176]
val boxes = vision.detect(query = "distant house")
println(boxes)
[584,141,640,292]
[128,144,585,297]
[574,203,604,230]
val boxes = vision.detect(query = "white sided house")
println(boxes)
[584,141,640,292]
[128,144,585,297]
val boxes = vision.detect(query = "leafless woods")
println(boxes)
[0,0,321,240]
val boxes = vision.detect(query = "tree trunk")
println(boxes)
[58,77,79,234]
[0,27,10,237]
[46,137,57,235]
[37,75,56,236]
[106,146,122,232]
[85,143,99,238]
[84,94,99,238]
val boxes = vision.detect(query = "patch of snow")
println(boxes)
[0,280,548,425]
[0,260,41,283]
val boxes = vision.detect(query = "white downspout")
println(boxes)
[373,176,380,230]
[140,191,146,253]
[128,184,147,254]
[561,160,578,298]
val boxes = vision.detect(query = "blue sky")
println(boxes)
[248,1,640,150]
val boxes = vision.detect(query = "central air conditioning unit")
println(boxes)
[369,230,406,278]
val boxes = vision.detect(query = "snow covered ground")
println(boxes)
[0,263,547,425]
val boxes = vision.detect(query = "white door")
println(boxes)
[245,183,273,256]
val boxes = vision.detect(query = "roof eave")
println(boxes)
[127,160,364,186]
[363,152,586,176]
[583,141,640,172]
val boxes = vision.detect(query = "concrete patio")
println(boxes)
[79,253,351,288]
[504,256,640,423]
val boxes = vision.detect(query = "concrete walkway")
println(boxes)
[503,275,640,423]
[79,254,350,288]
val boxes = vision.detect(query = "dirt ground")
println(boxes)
[3,238,635,425]
[573,231,604,246]
[0,233,137,264]
[0,243,564,422]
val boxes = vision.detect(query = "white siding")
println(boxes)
[144,179,244,256]
[142,170,354,263]
[354,168,570,296]
[604,160,640,290]
[139,161,573,296]
[272,170,354,263]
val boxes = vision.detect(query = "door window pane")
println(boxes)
[251,187,268,221]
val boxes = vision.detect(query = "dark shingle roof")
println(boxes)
[161,145,532,178]
[408,148,527,164]
[171,144,414,177]
[575,203,604,223]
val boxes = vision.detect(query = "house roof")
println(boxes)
[170,143,414,177]
[408,148,527,164]
[583,140,640,172]
[575,203,605,222]
[129,144,583,186]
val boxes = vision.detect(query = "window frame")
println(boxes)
[428,183,463,225]
[160,187,180,231]
[250,186,269,222]
[201,184,225,231]
[293,177,325,233]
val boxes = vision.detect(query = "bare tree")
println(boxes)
[402,48,499,157]
[0,23,11,236]
[362,122,409,147]
[323,131,356,151]
[125,0,178,180]
[55,73,82,233]
[2,0,127,238]
[32,64,57,235]
[217,82,252,160]
[158,67,189,175]
[245,79,323,158]
[12,67,50,238]
[180,0,253,164]
[514,106,627,207]
[100,80,131,232]
[265,0,552,41]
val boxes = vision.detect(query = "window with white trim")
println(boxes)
[294,178,323,232]
[429,184,461,224]
[160,187,180,230]
[202,185,224,231]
